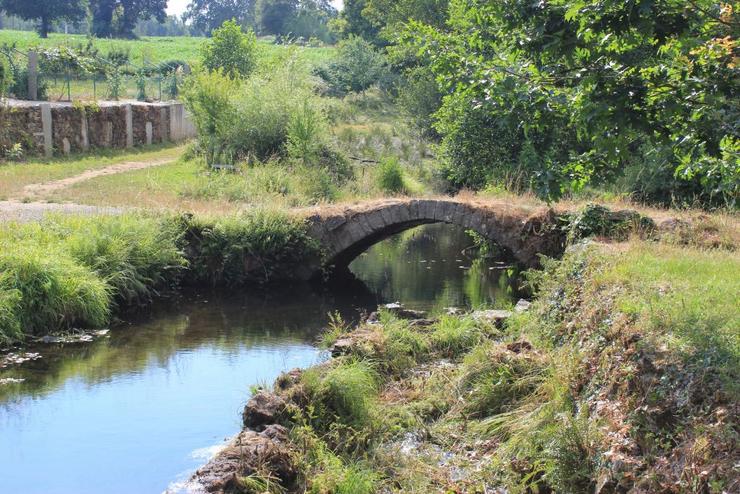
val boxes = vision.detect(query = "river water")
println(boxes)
[0,223,522,494]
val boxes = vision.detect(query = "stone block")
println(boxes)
[367,210,385,230]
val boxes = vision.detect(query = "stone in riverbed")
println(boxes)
[514,299,532,313]
[380,302,427,320]
[242,390,286,429]
[471,309,512,326]
[192,428,297,493]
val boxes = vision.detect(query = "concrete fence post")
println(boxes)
[40,102,52,157]
[28,51,38,101]
[125,104,133,148]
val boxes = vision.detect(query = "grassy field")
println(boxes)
[0,29,335,66]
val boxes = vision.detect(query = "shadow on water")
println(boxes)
[0,223,525,494]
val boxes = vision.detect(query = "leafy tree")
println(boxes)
[201,19,258,78]
[255,0,298,35]
[406,0,740,205]
[314,36,389,95]
[89,0,167,38]
[0,0,86,38]
[285,0,337,42]
[184,0,255,35]
[334,0,381,43]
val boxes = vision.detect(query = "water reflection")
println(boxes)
[0,223,523,494]
[349,223,523,311]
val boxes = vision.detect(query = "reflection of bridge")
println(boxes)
[300,198,566,278]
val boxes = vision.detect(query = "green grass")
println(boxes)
[302,359,380,429]
[0,29,335,68]
[0,143,185,200]
[0,209,318,344]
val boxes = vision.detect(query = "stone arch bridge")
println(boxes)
[299,198,566,279]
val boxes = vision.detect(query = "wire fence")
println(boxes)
[1,44,187,102]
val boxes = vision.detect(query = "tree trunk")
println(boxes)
[91,0,116,37]
[38,15,49,38]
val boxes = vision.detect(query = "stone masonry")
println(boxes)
[0,99,196,158]
[299,198,567,279]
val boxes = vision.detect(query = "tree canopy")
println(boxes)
[184,0,256,35]
[1,0,86,38]
[336,0,738,206]
[89,0,167,38]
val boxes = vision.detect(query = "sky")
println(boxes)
[166,0,344,16]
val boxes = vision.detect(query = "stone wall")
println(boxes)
[1,100,196,158]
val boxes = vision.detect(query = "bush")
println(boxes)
[185,57,348,170]
[397,66,442,139]
[314,36,389,96]
[287,99,328,166]
[182,69,241,165]
[8,67,48,100]
[0,56,12,98]
[376,157,406,194]
[201,19,258,78]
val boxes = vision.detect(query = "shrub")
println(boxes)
[201,19,258,78]
[397,66,442,138]
[287,100,327,166]
[296,166,338,203]
[182,69,240,165]
[0,56,12,98]
[376,157,406,194]
[314,36,389,96]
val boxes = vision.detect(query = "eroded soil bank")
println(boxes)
[190,241,739,494]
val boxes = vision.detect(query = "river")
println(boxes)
[0,223,523,494]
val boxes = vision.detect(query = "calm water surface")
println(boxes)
[0,224,522,494]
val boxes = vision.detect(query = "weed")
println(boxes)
[430,315,484,357]
[376,157,406,194]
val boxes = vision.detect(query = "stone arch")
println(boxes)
[302,199,564,279]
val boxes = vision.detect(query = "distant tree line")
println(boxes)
[0,0,338,42]
[0,0,171,38]
[183,0,337,41]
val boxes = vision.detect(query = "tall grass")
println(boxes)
[0,241,111,340]
[302,359,380,429]
[0,209,318,343]
[183,209,319,286]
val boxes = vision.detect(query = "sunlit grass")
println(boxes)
[0,143,185,201]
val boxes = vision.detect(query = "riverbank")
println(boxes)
[190,239,739,493]
[1,201,734,347]
[0,210,319,345]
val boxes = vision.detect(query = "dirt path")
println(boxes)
[0,200,123,222]
[21,157,175,198]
